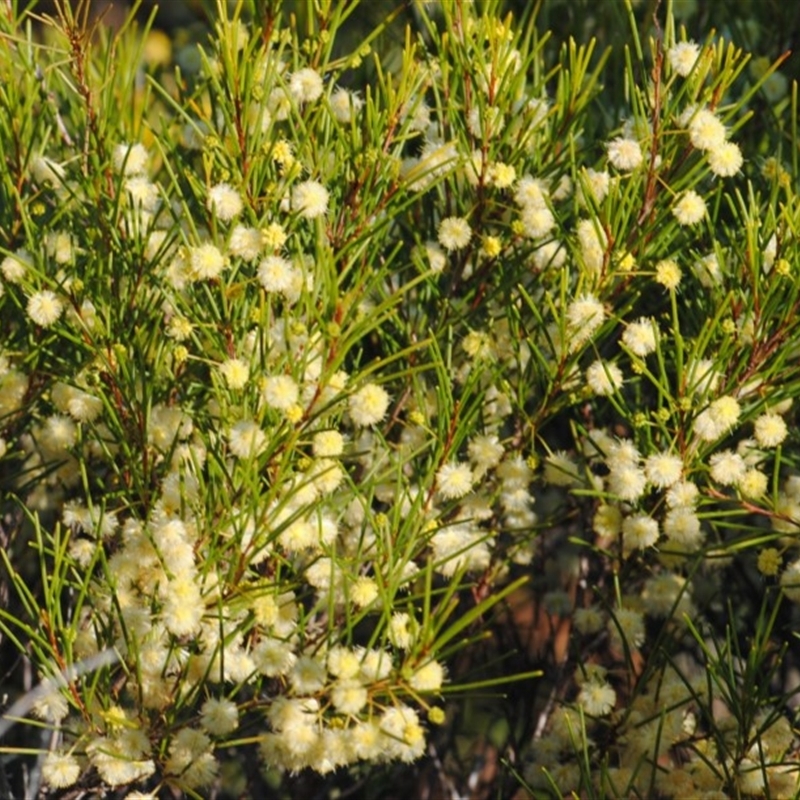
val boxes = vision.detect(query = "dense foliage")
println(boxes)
[1,1,799,798]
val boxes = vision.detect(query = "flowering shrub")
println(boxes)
[0,0,799,797]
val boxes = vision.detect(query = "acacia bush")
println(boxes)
[1,1,799,798]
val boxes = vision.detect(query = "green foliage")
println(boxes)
[1,1,800,798]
